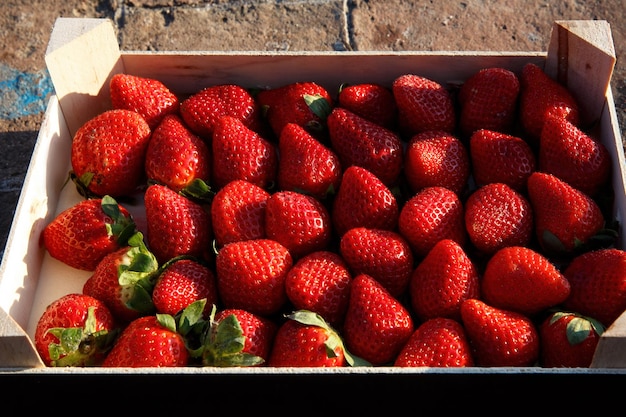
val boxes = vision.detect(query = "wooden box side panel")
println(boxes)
[119,52,545,97]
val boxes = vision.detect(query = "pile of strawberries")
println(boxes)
[35,62,626,369]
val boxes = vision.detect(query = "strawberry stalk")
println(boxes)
[117,232,160,314]
[101,195,137,247]
[197,304,266,367]
[178,178,215,204]
[286,310,372,367]
[548,310,605,345]
[45,306,119,367]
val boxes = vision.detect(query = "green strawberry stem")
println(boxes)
[46,306,118,367]
[101,195,137,247]
[117,232,160,314]
[303,93,332,132]
[179,178,215,204]
[549,310,605,345]
[198,304,265,367]
[286,310,372,367]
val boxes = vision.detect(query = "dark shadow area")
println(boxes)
[0,130,38,258]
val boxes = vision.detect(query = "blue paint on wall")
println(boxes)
[0,63,54,119]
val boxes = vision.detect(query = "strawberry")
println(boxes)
[337,83,397,129]
[256,81,333,138]
[109,73,179,129]
[460,298,540,367]
[34,293,118,367]
[469,129,536,191]
[458,67,520,136]
[180,83,263,140]
[539,310,604,368]
[563,248,626,327]
[144,114,212,193]
[519,62,580,141]
[539,114,611,196]
[82,232,158,323]
[210,308,278,365]
[215,238,292,317]
[285,251,352,328]
[152,257,218,317]
[392,73,455,137]
[394,317,474,367]
[102,314,189,367]
[403,130,470,195]
[339,227,413,298]
[211,115,278,190]
[277,123,342,200]
[464,182,533,255]
[210,179,269,247]
[398,186,466,258]
[481,246,571,316]
[342,274,414,365]
[409,238,480,322]
[265,190,332,259]
[70,109,151,198]
[527,171,605,254]
[268,310,350,367]
[144,183,213,264]
[331,165,399,236]
[42,195,136,271]
[327,107,403,187]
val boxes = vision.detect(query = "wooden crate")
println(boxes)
[0,17,624,373]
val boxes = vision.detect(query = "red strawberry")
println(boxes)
[327,107,403,186]
[337,83,397,129]
[458,67,520,136]
[256,81,333,138]
[460,298,540,367]
[70,109,151,198]
[277,123,342,200]
[34,293,118,367]
[563,248,626,327]
[144,183,213,264]
[145,114,211,193]
[392,74,455,136]
[285,251,352,328]
[331,165,399,236]
[398,186,466,258]
[180,83,263,140]
[464,182,533,255]
[469,129,536,191]
[342,274,414,365]
[394,317,474,367]
[481,246,570,316]
[109,73,179,129]
[211,308,278,365]
[42,196,136,271]
[102,315,189,367]
[539,114,611,196]
[211,115,278,190]
[215,238,292,317]
[152,257,219,317]
[409,239,479,322]
[268,310,349,367]
[403,130,470,195]
[527,171,605,254]
[82,233,158,323]
[539,310,604,368]
[265,190,332,259]
[519,62,579,141]
[339,227,413,298]
[210,179,269,247]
